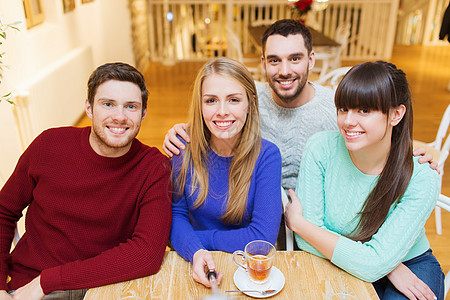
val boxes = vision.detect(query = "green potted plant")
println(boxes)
[0,19,20,104]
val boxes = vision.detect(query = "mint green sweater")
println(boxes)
[294,131,440,282]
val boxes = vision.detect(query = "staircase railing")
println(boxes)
[147,0,399,62]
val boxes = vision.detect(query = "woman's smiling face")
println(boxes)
[337,107,391,153]
[201,74,249,155]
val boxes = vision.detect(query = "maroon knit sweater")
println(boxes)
[0,127,172,294]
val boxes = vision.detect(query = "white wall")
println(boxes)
[0,0,134,185]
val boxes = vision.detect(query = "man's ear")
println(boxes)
[308,50,316,72]
[390,104,406,126]
[261,55,266,72]
[142,108,148,120]
[85,99,93,119]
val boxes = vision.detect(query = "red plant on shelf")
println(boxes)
[289,0,313,22]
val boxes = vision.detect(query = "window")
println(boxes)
[22,0,45,29]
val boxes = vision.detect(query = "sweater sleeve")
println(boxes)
[195,142,282,253]
[294,133,340,258]
[331,163,439,282]
[0,136,42,290]
[170,152,207,263]
[40,158,172,294]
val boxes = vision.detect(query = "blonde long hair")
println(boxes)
[174,58,261,224]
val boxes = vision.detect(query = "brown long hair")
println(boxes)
[174,58,261,224]
[335,61,413,243]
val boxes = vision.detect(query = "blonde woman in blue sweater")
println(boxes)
[285,61,444,300]
[171,58,282,288]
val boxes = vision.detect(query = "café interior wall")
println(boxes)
[0,0,134,187]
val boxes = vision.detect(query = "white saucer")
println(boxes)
[233,266,285,298]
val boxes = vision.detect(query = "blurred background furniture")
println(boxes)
[248,25,340,49]
[330,22,351,70]
[436,193,450,298]
[12,228,20,248]
[314,66,352,91]
[434,135,450,235]
[312,22,351,79]
[312,52,333,79]
[281,187,294,251]
[226,26,263,81]
[413,104,450,235]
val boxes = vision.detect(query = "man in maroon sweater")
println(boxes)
[0,63,172,300]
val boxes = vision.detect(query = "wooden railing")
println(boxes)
[147,0,399,62]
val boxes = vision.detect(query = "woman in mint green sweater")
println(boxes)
[285,61,444,300]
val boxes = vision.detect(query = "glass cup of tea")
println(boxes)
[232,240,276,285]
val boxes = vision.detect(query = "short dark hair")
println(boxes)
[261,19,312,56]
[87,62,149,113]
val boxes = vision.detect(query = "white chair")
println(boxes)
[314,66,352,91]
[281,186,294,251]
[226,26,263,81]
[437,193,450,212]
[312,52,333,79]
[414,104,450,156]
[413,104,450,235]
[13,227,20,247]
[432,133,450,235]
[436,193,450,298]
[312,22,351,79]
[329,22,351,71]
[10,227,21,253]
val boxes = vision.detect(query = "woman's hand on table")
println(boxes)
[387,263,436,300]
[192,249,223,288]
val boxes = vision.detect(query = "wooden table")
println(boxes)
[248,25,340,48]
[85,251,379,299]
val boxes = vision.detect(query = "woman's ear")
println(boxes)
[390,104,406,126]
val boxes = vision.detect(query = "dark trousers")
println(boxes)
[276,213,299,251]
[373,249,444,299]
[10,289,87,300]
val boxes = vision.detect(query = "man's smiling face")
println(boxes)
[263,34,313,105]
[86,79,147,157]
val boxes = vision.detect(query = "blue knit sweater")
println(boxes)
[170,139,282,263]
